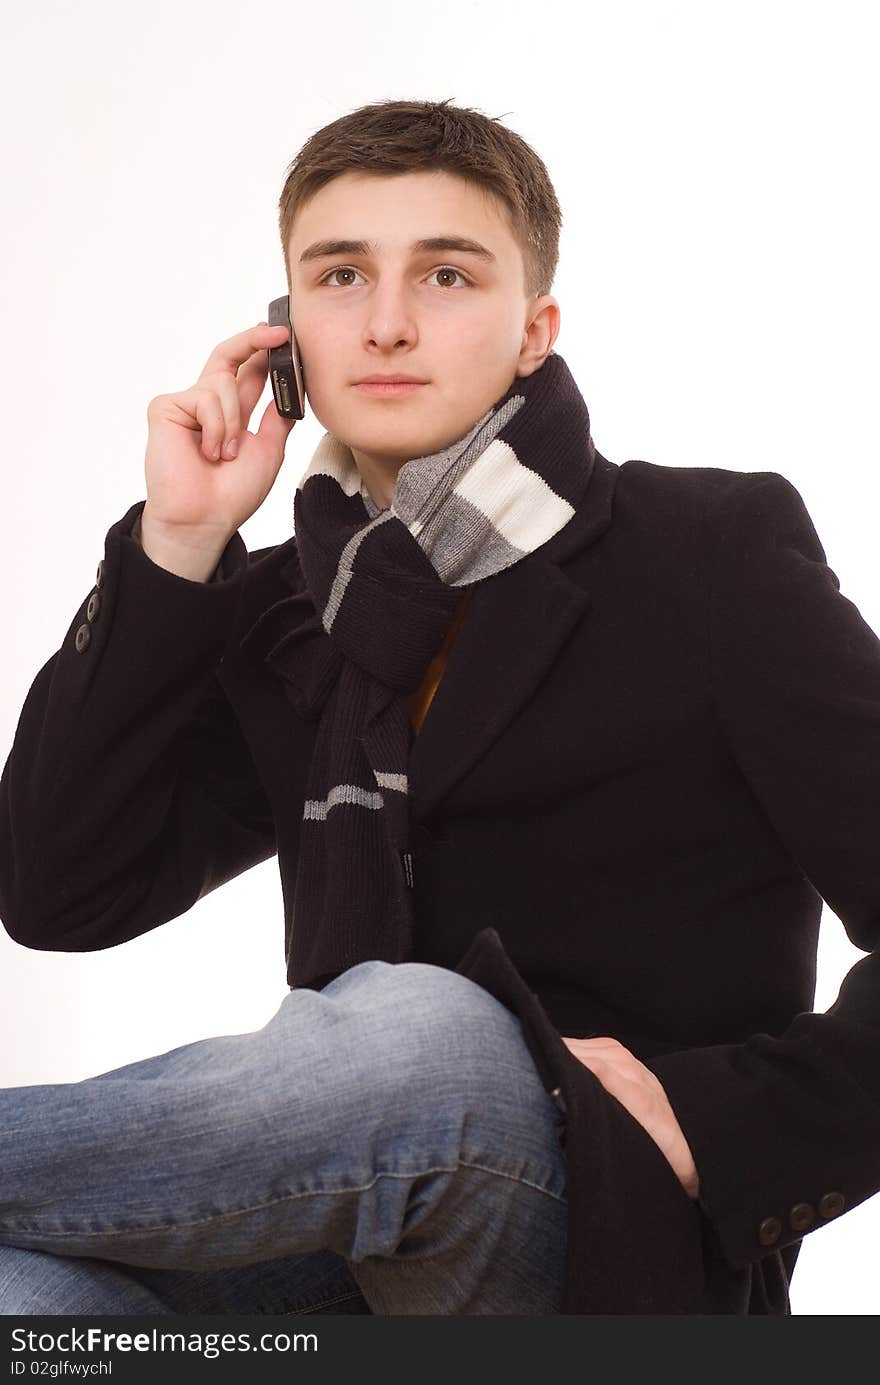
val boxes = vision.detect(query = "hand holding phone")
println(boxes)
[142,320,299,554]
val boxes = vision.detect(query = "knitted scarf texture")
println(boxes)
[241,350,597,990]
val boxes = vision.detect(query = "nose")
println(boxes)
[361,280,419,351]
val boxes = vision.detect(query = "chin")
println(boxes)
[337,419,441,457]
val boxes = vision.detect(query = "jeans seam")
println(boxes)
[3,1161,566,1241]
[457,1159,566,1205]
[282,1289,367,1316]
[383,1160,567,1266]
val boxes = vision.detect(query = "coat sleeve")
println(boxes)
[0,499,277,953]
[646,469,880,1271]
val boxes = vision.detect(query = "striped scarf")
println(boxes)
[241,350,597,990]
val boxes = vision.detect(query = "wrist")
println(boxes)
[138,508,230,583]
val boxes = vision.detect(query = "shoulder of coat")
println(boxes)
[615,457,763,517]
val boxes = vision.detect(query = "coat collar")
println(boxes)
[239,450,618,823]
[407,449,618,820]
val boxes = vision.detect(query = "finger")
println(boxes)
[569,1051,609,1069]
[568,1035,623,1052]
[200,347,273,450]
[575,1055,635,1105]
[197,322,289,387]
[563,1037,624,1054]
[205,373,243,458]
[235,347,273,431]
[566,1050,618,1095]
[189,387,228,462]
[254,393,297,454]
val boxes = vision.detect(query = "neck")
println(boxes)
[351,452,399,512]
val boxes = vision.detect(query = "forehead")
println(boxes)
[288,169,517,258]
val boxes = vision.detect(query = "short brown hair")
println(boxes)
[278,98,562,301]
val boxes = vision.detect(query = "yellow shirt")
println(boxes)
[405,585,476,735]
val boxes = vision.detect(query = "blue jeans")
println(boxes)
[0,959,568,1315]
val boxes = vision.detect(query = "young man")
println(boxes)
[1,98,877,1317]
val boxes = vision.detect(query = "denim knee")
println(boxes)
[338,957,523,1049]
[328,959,548,1123]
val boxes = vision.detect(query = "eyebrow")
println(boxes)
[298,236,498,265]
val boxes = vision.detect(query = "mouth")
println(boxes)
[353,380,428,397]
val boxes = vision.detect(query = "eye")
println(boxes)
[319,266,365,288]
[317,265,472,289]
[426,266,471,288]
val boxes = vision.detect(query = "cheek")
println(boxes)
[450,314,503,353]
[296,324,336,371]
[295,332,347,406]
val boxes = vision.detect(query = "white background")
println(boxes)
[1,0,878,1315]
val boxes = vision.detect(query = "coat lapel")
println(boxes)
[407,452,619,821]
[240,453,619,825]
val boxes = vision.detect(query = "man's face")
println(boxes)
[285,169,560,489]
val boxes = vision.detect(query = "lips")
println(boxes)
[354,379,428,397]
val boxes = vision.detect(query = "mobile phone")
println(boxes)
[267,295,306,420]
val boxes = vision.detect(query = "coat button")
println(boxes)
[74,623,91,653]
[789,1202,815,1232]
[95,559,105,590]
[818,1190,845,1219]
[758,1216,782,1246]
[86,590,101,622]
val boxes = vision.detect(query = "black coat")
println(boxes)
[3,451,878,1315]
